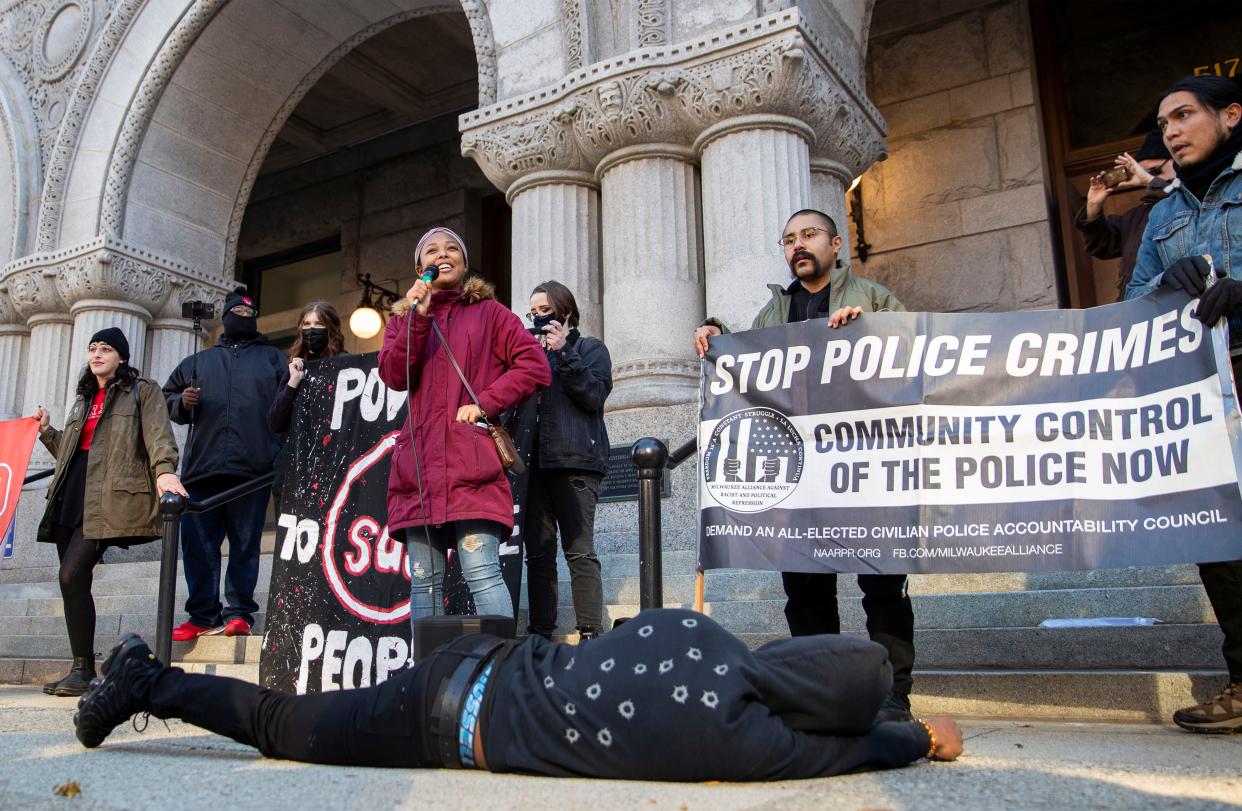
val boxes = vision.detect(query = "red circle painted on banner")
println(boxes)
[321,431,410,623]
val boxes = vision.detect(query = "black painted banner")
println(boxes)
[259,353,525,694]
[698,287,1242,574]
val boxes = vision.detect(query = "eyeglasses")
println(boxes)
[778,226,833,247]
[525,309,556,322]
[229,304,258,317]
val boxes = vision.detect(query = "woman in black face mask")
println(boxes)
[267,301,346,434]
[267,301,345,508]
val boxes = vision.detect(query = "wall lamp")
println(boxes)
[349,273,401,339]
[849,175,871,263]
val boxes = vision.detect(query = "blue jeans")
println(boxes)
[180,478,270,627]
[405,519,512,633]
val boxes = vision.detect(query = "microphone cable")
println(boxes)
[404,269,440,620]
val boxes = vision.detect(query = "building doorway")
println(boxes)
[1032,1,1242,308]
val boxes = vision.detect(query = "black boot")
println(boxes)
[576,626,600,641]
[52,657,96,697]
[74,634,164,748]
[41,668,70,695]
[526,626,553,642]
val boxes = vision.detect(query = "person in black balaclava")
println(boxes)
[1125,76,1242,733]
[162,287,287,641]
[73,608,964,780]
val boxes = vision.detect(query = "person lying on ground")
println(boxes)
[73,608,961,780]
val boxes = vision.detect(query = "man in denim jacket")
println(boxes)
[1125,75,1242,733]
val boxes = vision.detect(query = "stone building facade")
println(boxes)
[1,0,935,567]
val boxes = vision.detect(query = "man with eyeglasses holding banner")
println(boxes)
[693,209,915,722]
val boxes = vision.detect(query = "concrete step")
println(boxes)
[1,651,263,686]
[0,592,270,618]
[911,669,1230,722]
[548,584,1215,635]
[733,623,1226,670]
[544,583,1215,628]
[0,630,264,661]
[0,554,277,586]
[1,612,266,637]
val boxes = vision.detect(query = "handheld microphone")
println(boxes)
[409,265,442,310]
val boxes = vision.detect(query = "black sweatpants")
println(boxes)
[781,572,915,696]
[146,650,461,766]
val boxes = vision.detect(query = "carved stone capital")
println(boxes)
[54,252,172,313]
[459,8,886,193]
[2,266,67,320]
[2,235,234,320]
[0,288,25,326]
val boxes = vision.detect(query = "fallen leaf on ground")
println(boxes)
[53,780,82,798]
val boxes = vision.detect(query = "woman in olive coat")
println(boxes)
[30,327,186,696]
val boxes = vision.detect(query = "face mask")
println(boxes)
[302,327,329,356]
[532,313,558,332]
[222,311,258,340]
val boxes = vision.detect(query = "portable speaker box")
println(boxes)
[412,615,517,661]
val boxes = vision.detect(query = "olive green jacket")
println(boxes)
[705,261,905,333]
[37,377,179,545]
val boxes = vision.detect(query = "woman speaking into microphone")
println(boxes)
[378,227,549,627]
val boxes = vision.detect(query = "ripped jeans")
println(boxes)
[404,520,513,631]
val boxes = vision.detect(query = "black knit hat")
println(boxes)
[88,327,130,361]
[1135,128,1171,162]
[224,286,257,313]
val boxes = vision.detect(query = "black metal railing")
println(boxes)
[630,437,695,611]
[22,468,54,485]
[155,473,274,666]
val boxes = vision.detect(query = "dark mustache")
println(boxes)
[791,251,814,264]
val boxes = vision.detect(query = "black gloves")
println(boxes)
[1161,255,1212,295]
[1196,278,1242,325]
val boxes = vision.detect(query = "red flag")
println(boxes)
[0,418,40,543]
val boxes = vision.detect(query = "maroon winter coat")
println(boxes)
[378,277,550,532]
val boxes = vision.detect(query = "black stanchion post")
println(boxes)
[156,492,185,667]
[631,438,668,611]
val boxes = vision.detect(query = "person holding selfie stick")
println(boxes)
[162,288,286,642]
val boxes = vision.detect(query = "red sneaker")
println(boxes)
[222,618,252,637]
[171,621,215,642]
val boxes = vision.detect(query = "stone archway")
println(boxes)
[1,0,496,430]
[46,0,494,275]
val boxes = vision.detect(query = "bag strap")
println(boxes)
[429,318,489,422]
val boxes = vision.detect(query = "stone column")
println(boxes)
[507,171,602,335]
[0,325,28,420]
[596,144,704,410]
[146,317,200,386]
[0,292,27,420]
[811,158,853,259]
[696,115,814,333]
[146,316,201,451]
[64,300,151,408]
[22,313,74,466]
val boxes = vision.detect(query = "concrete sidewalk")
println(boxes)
[1,685,1238,810]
